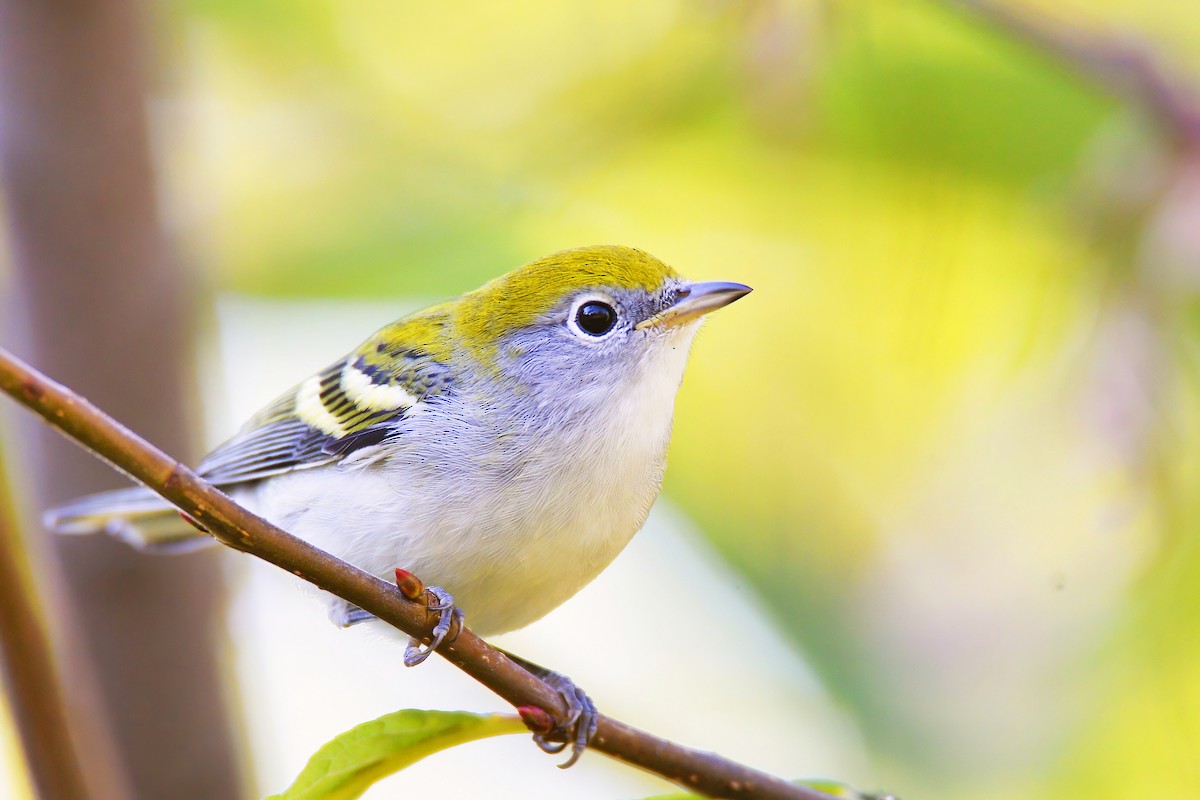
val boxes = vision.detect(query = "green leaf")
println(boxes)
[641,778,891,800]
[266,709,526,800]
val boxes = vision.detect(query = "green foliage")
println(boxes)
[158,0,1200,797]
[813,2,1114,184]
[265,710,525,800]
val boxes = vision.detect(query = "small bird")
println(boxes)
[47,244,750,761]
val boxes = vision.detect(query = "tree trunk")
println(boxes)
[0,1,245,797]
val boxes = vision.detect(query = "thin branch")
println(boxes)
[944,0,1200,146]
[0,346,833,800]
[0,463,92,799]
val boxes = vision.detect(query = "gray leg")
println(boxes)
[344,607,377,626]
[328,599,377,627]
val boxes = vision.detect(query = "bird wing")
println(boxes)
[46,307,457,542]
[198,315,456,487]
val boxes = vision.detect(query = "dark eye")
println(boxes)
[575,301,617,336]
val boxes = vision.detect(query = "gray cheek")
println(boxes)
[499,329,644,399]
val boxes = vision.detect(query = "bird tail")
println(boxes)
[44,486,215,554]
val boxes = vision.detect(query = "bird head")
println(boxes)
[450,245,751,406]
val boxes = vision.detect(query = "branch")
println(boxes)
[944,0,1200,146]
[0,346,833,800]
[0,460,93,799]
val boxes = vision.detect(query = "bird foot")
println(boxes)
[533,669,598,768]
[403,585,465,667]
[334,571,464,668]
[505,652,598,768]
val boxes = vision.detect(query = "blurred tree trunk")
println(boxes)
[0,1,244,798]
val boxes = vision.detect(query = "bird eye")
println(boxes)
[574,301,617,336]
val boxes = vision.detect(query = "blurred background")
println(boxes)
[1,0,1199,798]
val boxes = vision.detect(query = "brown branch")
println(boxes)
[0,345,834,800]
[0,463,93,799]
[944,0,1200,146]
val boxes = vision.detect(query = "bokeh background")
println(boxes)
[2,1,1200,799]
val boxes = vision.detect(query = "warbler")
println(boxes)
[47,244,749,760]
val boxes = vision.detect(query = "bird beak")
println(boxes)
[635,281,753,330]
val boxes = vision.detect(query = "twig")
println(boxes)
[944,0,1200,145]
[0,463,92,800]
[0,346,832,800]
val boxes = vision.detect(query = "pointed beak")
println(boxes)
[635,281,753,330]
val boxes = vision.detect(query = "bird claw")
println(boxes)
[527,669,598,768]
[403,585,464,667]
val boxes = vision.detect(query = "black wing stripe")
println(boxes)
[323,426,391,456]
[198,419,339,485]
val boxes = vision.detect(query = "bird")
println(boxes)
[46,244,750,763]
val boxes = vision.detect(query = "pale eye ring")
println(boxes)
[568,296,619,338]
